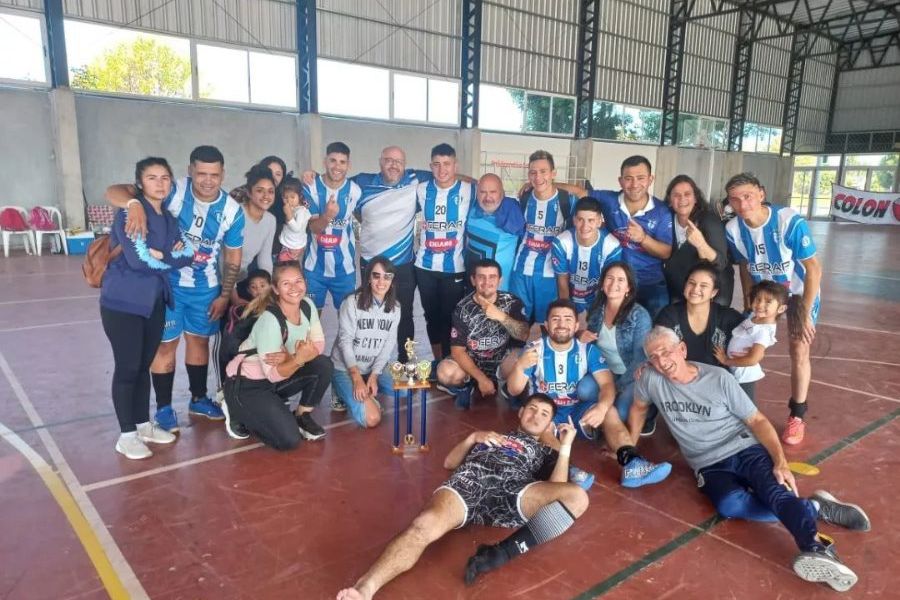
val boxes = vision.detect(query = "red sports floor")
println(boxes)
[1,221,898,600]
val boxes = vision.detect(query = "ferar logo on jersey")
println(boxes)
[749,260,792,277]
[424,219,464,232]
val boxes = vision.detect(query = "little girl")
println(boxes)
[714,280,788,401]
[277,176,311,263]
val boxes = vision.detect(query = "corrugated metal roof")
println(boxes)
[0,0,43,12]
[746,0,900,43]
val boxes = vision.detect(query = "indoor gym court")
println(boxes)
[0,220,897,599]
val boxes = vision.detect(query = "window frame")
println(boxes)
[0,7,50,88]
[478,84,576,138]
[590,100,662,146]
[388,69,460,127]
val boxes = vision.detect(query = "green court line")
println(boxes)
[571,406,900,599]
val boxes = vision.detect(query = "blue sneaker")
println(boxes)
[453,385,473,410]
[569,466,595,490]
[189,396,225,420]
[154,405,179,433]
[621,456,672,488]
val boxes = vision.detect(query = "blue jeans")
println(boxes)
[635,279,669,320]
[698,444,819,551]
[576,373,638,423]
[331,369,394,427]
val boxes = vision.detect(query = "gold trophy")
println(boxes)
[389,362,406,385]
[416,360,432,383]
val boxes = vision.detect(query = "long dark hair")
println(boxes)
[664,174,709,224]
[357,256,397,313]
[588,261,638,326]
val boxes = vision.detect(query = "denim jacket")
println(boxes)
[586,302,652,385]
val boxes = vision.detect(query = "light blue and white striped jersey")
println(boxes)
[551,228,623,309]
[725,204,816,295]
[414,179,474,273]
[353,169,432,266]
[303,175,361,278]
[524,337,607,407]
[166,177,244,289]
[514,191,572,278]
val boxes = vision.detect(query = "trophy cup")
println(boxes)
[389,338,432,455]
[416,360,432,383]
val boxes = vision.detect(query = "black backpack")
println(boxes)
[518,188,574,229]
[221,300,312,365]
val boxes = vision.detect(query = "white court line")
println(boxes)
[0,294,97,306]
[829,270,900,282]
[816,322,900,337]
[0,319,100,333]
[767,369,900,404]
[767,354,900,367]
[0,351,149,599]
[82,394,448,492]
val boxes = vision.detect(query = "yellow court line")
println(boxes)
[0,421,129,599]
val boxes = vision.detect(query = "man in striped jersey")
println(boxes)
[304,142,362,314]
[414,143,476,360]
[724,173,822,446]
[510,150,575,324]
[350,146,434,363]
[551,197,623,320]
[507,299,616,441]
[106,145,244,430]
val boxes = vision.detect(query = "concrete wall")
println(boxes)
[0,88,56,209]
[75,95,299,203]
[591,141,659,194]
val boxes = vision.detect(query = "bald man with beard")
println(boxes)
[463,173,526,292]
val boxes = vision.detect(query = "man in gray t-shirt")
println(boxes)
[598,325,871,593]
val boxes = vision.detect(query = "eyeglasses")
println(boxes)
[371,272,395,281]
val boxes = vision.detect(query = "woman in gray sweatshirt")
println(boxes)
[331,256,401,427]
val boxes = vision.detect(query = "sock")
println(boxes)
[466,501,575,584]
[789,398,808,419]
[152,372,174,409]
[119,431,138,439]
[135,421,150,429]
[186,364,209,400]
[617,445,639,466]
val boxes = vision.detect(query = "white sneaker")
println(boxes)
[136,422,177,445]
[116,434,152,460]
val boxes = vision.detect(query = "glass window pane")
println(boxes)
[794,155,816,167]
[789,170,812,215]
[524,94,551,132]
[842,169,867,189]
[318,59,389,119]
[845,153,890,167]
[249,52,296,107]
[768,128,782,153]
[710,119,727,149]
[742,123,759,152]
[869,169,895,192]
[0,13,45,82]
[639,109,661,143]
[621,106,641,141]
[550,97,574,134]
[427,78,458,124]
[818,155,841,166]
[813,169,836,217]
[479,85,523,131]
[67,20,191,97]
[198,44,248,103]
[678,114,699,146]
[591,101,619,139]
[393,73,427,121]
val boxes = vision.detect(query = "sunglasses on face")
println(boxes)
[371,272,394,281]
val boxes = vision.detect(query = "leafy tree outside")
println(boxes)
[71,36,191,98]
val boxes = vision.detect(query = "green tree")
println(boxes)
[71,36,191,97]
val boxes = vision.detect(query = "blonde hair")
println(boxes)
[242,263,303,319]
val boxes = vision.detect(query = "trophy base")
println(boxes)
[391,443,428,456]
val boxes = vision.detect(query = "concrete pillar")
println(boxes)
[458,127,482,179]
[296,112,323,171]
[49,88,85,229]
[569,138,593,185]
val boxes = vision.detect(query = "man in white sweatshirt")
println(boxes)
[330,258,402,428]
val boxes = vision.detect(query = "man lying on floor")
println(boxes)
[601,325,872,593]
[336,393,588,599]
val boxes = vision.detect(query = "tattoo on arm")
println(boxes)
[220,262,240,297]
[500,314,530,341]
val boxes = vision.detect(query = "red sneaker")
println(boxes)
[782,416,806,445]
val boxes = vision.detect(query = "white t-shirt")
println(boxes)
[727,318,777,383]
[279,205,311,250]
[674,220,687,248]
[596,324,627,375]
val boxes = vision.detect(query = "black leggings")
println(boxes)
[224,355,333,450]
[101,299,166,433]
[414,267,465,359]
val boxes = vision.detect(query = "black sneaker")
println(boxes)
[464,544,510,585]
[220,396,250,440]
[296,412,326,441]
[812,490,871,531]
[640,415,657,437]
[792,535,858,592]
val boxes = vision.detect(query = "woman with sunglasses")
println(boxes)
[330,256,401,428]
